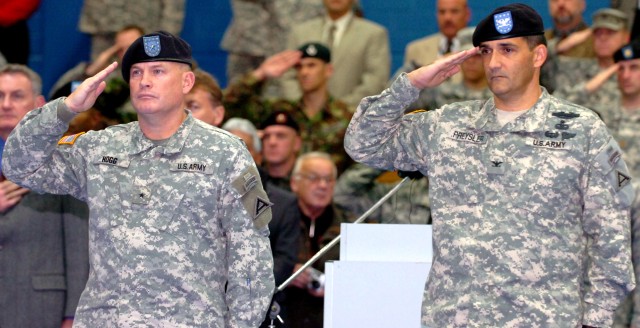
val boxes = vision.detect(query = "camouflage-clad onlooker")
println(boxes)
[551,8,629,116]
[552,56,621,117]
[224,43,353,173]
[334,163,431,225]
[2,32,275,327]
[345,4,635,327]
[78,0,185,59]
[609,39,640,328]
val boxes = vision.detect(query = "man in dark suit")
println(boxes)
[0,64,90,328]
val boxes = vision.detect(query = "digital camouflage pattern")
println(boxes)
[345,74,635,327]
[224,74,354,173]
[334,163,431,224]
[606,105,640,327]
[79,0,185,35]
[2,99,275,327]
[552,57,620,118]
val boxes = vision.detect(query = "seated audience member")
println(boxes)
[223,117,300,328]
[408,26,491,111]
[186,68,225,127]
[259,111,302,191]
[279,0,390,107]
[222,118,262,164]
[224,42,353,173]
[0,64,89,328]
[285,151,353,328]
[552,8,629,116]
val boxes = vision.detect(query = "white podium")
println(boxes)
[324,223,432,328]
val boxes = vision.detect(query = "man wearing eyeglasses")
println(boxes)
[285,151,353,328]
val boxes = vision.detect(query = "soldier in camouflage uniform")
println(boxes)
[224,42,354,173]
[1,31,275,327]
[608,39,640,328]
[344,4,635,327]
[552,9,629,117]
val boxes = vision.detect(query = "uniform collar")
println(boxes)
[471,87,551,133]
[128,110,195,156]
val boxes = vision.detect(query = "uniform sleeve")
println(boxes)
[582,125,636,327]
[344,73,434,173]
[221,149,275,327]
[2,98,87,200]
[340,26,391,107]
[62,195,90,318]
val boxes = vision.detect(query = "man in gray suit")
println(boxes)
[280,0,390,107]
[0,64,90,328]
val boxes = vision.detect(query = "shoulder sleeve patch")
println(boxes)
[232,166,273,230]
[594,138,634,206]
[58,132,85,145]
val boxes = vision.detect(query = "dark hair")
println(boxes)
[525,34,547,50]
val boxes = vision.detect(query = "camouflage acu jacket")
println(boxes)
[345,74,635,328]
[2,99,275,327]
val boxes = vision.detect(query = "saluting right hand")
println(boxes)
[407,47,481,89]
[253,50,302,81]
[64,61,119,113]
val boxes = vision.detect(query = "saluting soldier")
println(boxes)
[2,31,275,327]
[345,4,635,327]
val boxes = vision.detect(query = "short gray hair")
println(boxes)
[0,64,42,96]
[291,151,337,179]
[222,117,262,153]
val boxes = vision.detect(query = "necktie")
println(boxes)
[445,39,453,54]
[327,24,337,49]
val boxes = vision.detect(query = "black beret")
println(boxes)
[261,111,300,133]
[614,39,640,62]
[121,31,193,83]
[298,42,331,63]
[472,3,544,47]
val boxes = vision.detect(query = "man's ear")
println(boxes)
[533,44,547,69]
[183,71,195,94]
